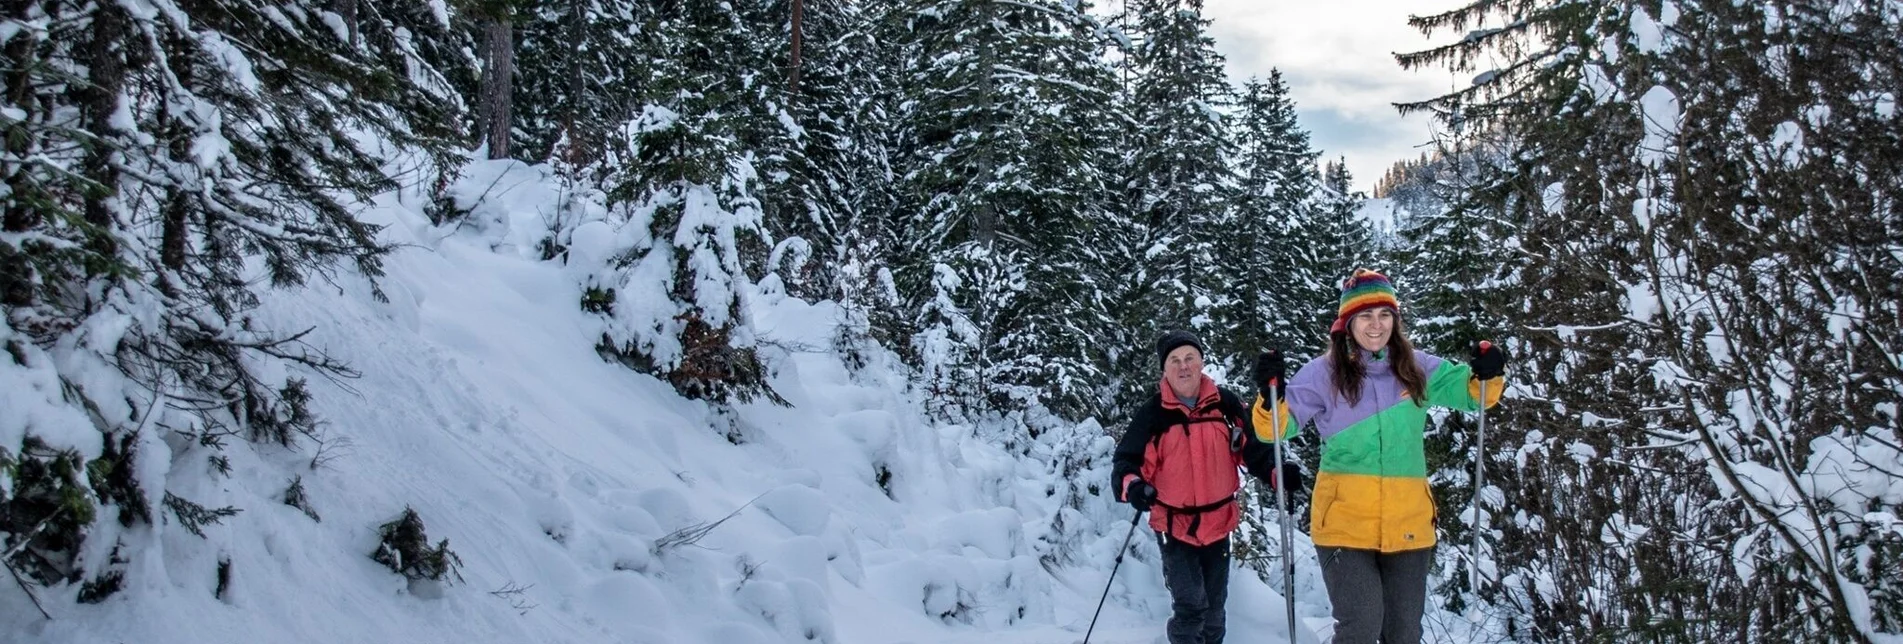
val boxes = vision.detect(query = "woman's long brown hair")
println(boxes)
[1328,314,1427,407]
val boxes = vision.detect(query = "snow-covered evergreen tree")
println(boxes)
[581,2,776,410]
[512,0,641,166]
[1315,158,1374,303]
[742,0,898,310]
[1,0,463,606]
[885,0,1126,421]
[1397,0,1661,631]
[1217,71,1325,374]
[1400,0,1903,638]
[1107,0,1234,408]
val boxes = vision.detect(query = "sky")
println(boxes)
[1199,0,1466,193]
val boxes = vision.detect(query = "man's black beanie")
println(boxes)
[1155,330,1205,368]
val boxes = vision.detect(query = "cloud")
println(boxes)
[1200,0,1462,190]
[1295,107,1438,186]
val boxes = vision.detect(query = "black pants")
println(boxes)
[1158,535,1229,644]
[1316,545,1434,644]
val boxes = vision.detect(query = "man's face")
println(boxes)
[1163,345,1204,397]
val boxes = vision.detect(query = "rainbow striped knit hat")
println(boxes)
[1331,269,1400,334]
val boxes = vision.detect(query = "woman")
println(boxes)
[1250,268,1507,644]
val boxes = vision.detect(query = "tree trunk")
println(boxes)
[972,3,996,246]
[2,23,36,237]
[479,15,514,160]
[562,0,587,164]
[340,0,359,48]
[788,0,803,96]
[81,4,128,269]
[2,20,40,306]
[159,30,194,294]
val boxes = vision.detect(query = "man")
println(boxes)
[1111,330,1303,644]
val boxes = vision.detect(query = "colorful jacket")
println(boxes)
[1254,349,1503,552]
[1111,375,1282,546]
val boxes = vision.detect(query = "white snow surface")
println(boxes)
[1630,6,1666,54]
[1356,197,1398,233]
[0,164,1401,643]
[1639,85,1681,168]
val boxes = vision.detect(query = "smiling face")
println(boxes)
[1349,307,1396,353]
[1162,344,1205,400]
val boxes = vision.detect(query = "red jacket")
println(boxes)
[1111,375,1281,546]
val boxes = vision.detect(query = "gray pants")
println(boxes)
[1316,545,1434,644]
[1159,535,1230,644]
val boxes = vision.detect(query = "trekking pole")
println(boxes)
[1083,509,1144,644]
[1271,382,1297,644]
[1469,341,1493,600]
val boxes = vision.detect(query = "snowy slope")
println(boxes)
[1355,197,1400,233]
[3,161,1355,644]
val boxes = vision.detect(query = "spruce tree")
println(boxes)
[592,1,776,406]
[742,0,897,306]
[1400,0,1903,639]
[512,0,642,165]
[986,3,1128,421]
[886,0,1126,421]
[1397,0,1651,631]
[2,0,463,603]
[1315,158,1374,297]
[1220,71,1326,374]
[1111,0,1235,407]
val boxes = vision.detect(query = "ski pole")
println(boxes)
[1084,509,1144,644]
[1469,341,1492,598]
[1271,382,1297,644]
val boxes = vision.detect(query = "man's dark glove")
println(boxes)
[1252,350,1288,399]
[1471,340,1508,380]
[1126,479,1158,513]
[1265,461,1304,494]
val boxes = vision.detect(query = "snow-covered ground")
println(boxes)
[1356,197,1400,234]
[1,161,1463,644]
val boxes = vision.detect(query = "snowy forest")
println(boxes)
[2,0,1900,642]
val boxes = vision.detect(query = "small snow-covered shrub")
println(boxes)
[89,430,151,527]
[581,286,616,315]
[372,507,464,592]
[869,552,1050,628]
[283,475,320,522]
[163,492,239,538]
[76,542,128,604]
[2,437,98,586]
[215,556,232,600]
[76,569,124,604]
